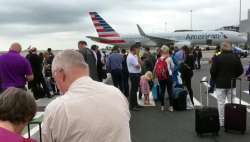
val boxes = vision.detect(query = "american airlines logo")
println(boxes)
[185,32,226,40]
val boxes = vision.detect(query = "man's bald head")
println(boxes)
[9,43,22,53]
[221,40,232,51]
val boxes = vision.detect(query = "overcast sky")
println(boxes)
[0,0,249,51]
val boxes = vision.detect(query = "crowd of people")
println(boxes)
[0,39,248,141]
[0,41,202,105]
[0,42,131,142]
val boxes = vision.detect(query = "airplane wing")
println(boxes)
[86,36,110,43]
[86,36,126,44]
[137,24,175,45]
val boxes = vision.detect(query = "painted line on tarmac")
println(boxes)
[193,97,202,106]
[34,112,43,119]
[23,112,44,138]
[23,125,40,138]
[202,76,250,112]
[243,90,249,95]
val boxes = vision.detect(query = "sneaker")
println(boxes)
[161,106,165,111]
[168,106,174,112]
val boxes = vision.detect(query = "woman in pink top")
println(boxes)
[140,71,153,105]
[0,87,37,142]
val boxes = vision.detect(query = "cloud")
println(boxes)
[0,0,249,51]
[0,0,118,37]
[0,0,115,24]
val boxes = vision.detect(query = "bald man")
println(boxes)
[0,43,33,92]
[42,50,131,142]
[210,40,243,127]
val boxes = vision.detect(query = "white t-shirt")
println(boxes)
[126,53,141,73]
[42,76,131,142]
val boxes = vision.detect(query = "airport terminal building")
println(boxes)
[240,9,250,33]
[240,9,250,44]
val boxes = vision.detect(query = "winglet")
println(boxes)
[137,24,147,37]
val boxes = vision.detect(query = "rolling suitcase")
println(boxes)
[224,78,247,134]
[195,80,220,136]
[173,87,187,111]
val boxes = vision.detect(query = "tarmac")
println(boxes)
[23,51,250,142]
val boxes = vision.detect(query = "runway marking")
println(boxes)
[193,97,202,106]
[23,125,41,138]
[137,91,201,107]
[202,76,250,112]
[243,90,249,95]
[23,112,44,138]
[34,112,43,119]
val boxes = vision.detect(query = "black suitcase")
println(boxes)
[195,80,220,136]
[173,87,187,111]
[224,78,247,134]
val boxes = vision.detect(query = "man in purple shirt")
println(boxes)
[0,43,33,91]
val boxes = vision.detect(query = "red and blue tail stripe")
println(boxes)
[89,12,126,44]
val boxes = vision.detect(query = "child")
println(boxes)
[140,71,153,105]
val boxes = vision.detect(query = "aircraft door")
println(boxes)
[206,39,212,45]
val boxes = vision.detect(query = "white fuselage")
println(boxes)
[115,30,247,48]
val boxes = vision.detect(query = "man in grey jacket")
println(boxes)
[78,41,99,81]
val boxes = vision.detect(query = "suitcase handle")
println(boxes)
[231,78,242,104]
[200,80,209,106]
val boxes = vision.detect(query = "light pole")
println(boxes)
[190,10,193,30]
[239,0,242,25]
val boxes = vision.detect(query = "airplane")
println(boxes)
[87,12,248,48]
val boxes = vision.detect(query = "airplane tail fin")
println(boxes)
[89,12,121,38]
[137,24,147,37]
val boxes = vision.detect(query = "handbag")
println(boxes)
[152,83,160,101]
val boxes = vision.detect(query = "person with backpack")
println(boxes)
[154,45,174,112]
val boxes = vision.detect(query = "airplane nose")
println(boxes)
[239,33,248,43]
[242,36,247,43]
